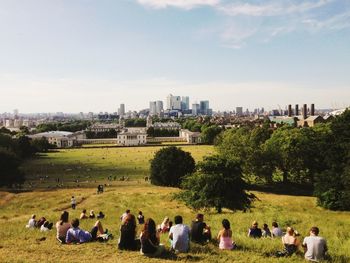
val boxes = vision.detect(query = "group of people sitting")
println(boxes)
[26,214,54,231]
[248,221,327,261]
[79,209,105,220]
[56,211,111,243]
[26,210,327,261]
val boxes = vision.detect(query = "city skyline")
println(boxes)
[1,0,350,112]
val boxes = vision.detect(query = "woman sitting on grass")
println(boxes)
[217,219,235,250]
[140,218,165,257]
[80,209,88,219]
[65,219,106,244]
[276,227,300,257]
[118,213,140,250]
[159,217,170,233]
[56,211,71,243]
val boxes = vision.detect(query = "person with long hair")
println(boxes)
[56,211,71,243]
[276,227,300,257]
[118,213,140,250]
[140,218,165,256]
[217,219,235,250]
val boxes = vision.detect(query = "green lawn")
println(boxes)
[20,145,214,189]
[0,186,349,262]
[1,145,349,262]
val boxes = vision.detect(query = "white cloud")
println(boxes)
[303,11,350,31]
[218,0,333,17]
[137,0,220,10]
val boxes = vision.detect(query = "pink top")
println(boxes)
[219,236,234,250]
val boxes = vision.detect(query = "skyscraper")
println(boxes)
[156,101,163,115]
[118,104,125,116]
[236,107,243,116]
[166,94,181,110]
[181,96,190,110]
[149,101,157,115]
[200,100,209,115]
[192,103,200,116]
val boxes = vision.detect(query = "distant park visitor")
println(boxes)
[137,211,145,225]
[97,211,105,219]
[248,221,262,238]
[71,196,76,209]
[272,222,283,237]
[191,213,211,243]
[121,209,130,222]
[89,210,95,219]
[302,226,327,262]
[262,223,272,238]
[276,227,300,257]
[80,209,88,219]
[26,214,36,228]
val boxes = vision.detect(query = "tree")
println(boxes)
[0,148,25,187]
[314,109,350,210]
[150,146,195,187]
[177,155,255,212]
[200,125,222,145]
[31,137,53,152]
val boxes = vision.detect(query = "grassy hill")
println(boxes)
[1,145,349,262]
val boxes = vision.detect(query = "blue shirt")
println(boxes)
[66,227,92,243]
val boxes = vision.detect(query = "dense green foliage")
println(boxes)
[217,110,350,211]
[181,119,203,132]
[35,121,90,133]
[124,118,146,127]
[0,148,24,187]
[177,155,255,212]
[200,125,223,144]
[147,127,179,137]
[150,146,195,187]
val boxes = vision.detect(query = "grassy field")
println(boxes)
[1,186,350,263]
[1,145,350,262]
[20,145,214,189]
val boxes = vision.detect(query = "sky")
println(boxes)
[0,0,350,113]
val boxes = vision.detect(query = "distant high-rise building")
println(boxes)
[149,101,157,115]
[181,96,190,110]
[236,107,243,116]
[156,101,163,115]
[166,94,181,110]
[192,103,200,116]
[200,100,209,115]
[118,104,125,116]
[13,109,19,118]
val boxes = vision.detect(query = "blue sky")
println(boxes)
[0,0,349,113]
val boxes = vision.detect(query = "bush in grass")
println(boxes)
[150,146,195,187]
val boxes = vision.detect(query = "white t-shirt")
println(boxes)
[169,224,190,253]
[26,218,36,228]
[303,236,327,262]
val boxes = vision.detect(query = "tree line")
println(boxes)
[149,110,350,212]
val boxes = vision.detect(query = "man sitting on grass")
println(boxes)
[302,226,327,262]
[169,215,190,253]
[65,219,106,244]
[190,213,211,244]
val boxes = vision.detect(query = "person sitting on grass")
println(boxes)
[121,209,130,222]
[191,213,212,244]
[169,215,190,253]
[140,218,165,257]
[26,214,36,228]
[40,221,53,231]
[118,213,140,251]
[262,223,272,238]
[276,227,300,257]
[65,218,106,244]
[137,211,145,225]
[159,217,170,233]
[302,226,327,262]
[97,211,105,219]
[80,209,88,220]
[89,210,95,219]
[36,216,47,228]
[217,219,235,250]
[56,211,71,243]
[272,222,283,238]
[248,221,262,238]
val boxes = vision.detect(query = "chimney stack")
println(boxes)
[295,104,299,116]
[311,104,315,116]
[303,104,307,119]
[288,104,292,117]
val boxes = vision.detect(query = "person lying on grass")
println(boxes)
[65,219,107,244]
